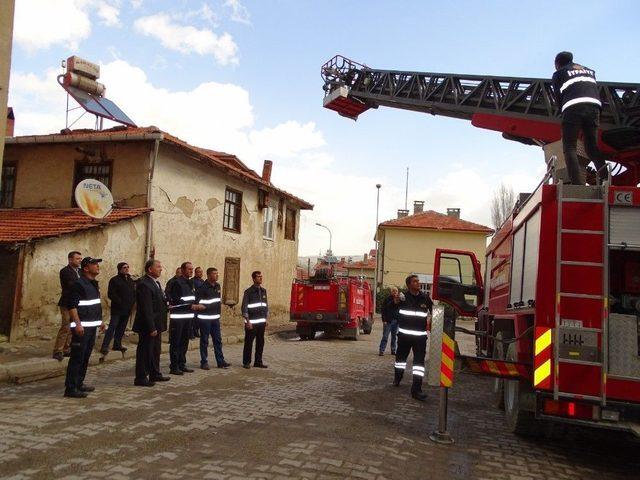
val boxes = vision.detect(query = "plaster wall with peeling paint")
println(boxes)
[17,216,147,338]
[6,142,151,208]
[151,145,300,334]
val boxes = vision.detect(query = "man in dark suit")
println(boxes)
[133,259,170,386]
[53,251,82,361]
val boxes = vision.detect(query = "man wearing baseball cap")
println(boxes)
[64,257,106,398]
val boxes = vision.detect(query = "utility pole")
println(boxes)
[374,184,381,312]
[404,167,409,210]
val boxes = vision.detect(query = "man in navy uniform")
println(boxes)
[64,257,105,398]
[133,259,170,386]
[241,271,269,369]
[196,267,231,370]
[394,275,433,401]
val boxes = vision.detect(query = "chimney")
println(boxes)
[363,253,368,263]
[6,107,14,137]
[447,208,460,219]
[413,200,424,215]
[262,160,273,183]
[397,209,409,218]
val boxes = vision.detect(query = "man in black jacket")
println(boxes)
[64,257,105,398]
[241,271,269,369]
[379,286,400,356]
[552,51,608,185]
[100,262,135,355]
[394,275,433,401]
[53,251,82,361]
[196,267,231,370]
[133,259,170,386]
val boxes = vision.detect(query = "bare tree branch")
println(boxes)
[490,183,515,231]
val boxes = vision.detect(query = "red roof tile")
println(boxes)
[379,210,493,234]
[0,208,151,244]
[8,126,313,210]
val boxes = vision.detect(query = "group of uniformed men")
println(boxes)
[59,253,270,398]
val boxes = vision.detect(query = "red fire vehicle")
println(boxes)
[290,268,374,340]
[321,55,640,436]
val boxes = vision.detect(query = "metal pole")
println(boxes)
[429,387,454,444]
[315,223,332,255]
[405,167,409,210]
[374,184,381,311]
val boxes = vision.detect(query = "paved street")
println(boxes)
[1,328,639,480]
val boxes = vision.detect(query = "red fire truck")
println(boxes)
[290,268,374,340]
[321,55,640,436]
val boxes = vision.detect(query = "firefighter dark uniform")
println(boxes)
[64,275,103,397]
[241,284,268,367]
[196,281,229,368]
[552,60,607,185]
[168,277,196,373]
[394,290,433,399]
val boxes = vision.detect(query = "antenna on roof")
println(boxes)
[74,178,114,219]
[58,55,136,130]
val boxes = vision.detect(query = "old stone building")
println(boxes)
[0,125,312,341]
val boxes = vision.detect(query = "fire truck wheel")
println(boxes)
[362,319,373,335]
[493,332,505,410]
[504,344,541,437]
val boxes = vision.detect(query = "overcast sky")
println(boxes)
[9,0,640,255]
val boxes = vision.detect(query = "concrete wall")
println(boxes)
[378,227,488,289]
[16,216,147,338]
[5,142,152,208]
[151,144,300,334]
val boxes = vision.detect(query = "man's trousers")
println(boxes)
[394,331,427,390]
[64,327,97,392]
[243,323,265,366]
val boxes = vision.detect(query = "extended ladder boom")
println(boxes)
[321,55,640,152]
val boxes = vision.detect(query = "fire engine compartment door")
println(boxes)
[432,249,483,317]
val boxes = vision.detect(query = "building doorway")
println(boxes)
[0,246,19,339]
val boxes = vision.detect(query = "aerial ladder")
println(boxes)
[322,56,640,437]
[321,55,640,185]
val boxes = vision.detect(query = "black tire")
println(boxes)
[504,344,542,437]
[493,332,505,410]
[362,319,373,335]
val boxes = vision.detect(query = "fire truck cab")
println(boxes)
[433,182,640,437]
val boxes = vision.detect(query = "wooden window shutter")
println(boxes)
[222,257,241,305]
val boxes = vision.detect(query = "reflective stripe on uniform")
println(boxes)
[199,298,220,305]
[170,313,195,319]
[562,97,602,112]
[180,295,196,302]
[394,362,406,369]
[412,365,425,376]
[78,298,101,306]
[560,76,596,93]
[249,318,266,324]
[70,320,102,328]
[198,314,221,320]
[398,327,428,336]
[398,309,428,318]
[247,302,267,308]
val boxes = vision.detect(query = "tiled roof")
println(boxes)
[8,126,313,210]
[0,208,151,244]
[379,210,493,234]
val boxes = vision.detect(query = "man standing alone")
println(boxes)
[64,257,105,398]
[133,259,170,386]
[552,51,608,185]
[53,251,82,361]
[101,262,135,355]
[394,275,432,401]
[241,271,268,369]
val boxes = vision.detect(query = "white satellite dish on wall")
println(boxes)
[74,179,114,219]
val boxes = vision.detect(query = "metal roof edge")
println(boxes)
[6,132,164,144]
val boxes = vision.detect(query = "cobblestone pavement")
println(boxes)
[1,328,639,480]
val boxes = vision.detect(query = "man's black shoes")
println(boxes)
[52,352,64,362]
[134,378,155,387]
[150,375,170,382]
[254,363,268,369]
[218,362,232,369]
[181,367,194,373]
[170,369,184,375]
[243,363,251,369]
[201,363,210,370]
[411,390,427,401]
[79,384,95,392]
[64,389,88,398]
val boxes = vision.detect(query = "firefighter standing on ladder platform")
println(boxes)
[394,275,433,401]
[552,51,608,185]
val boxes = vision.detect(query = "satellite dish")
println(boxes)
[74,179,114,219]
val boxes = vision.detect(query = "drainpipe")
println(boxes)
[144,138,161,262]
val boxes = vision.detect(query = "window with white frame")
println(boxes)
[263,206,276,240]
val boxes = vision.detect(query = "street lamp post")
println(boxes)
[315,222,332,255]
[374,184,382,312]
